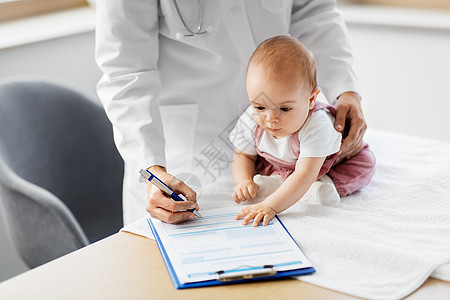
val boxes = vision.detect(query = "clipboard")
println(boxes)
[148,206,315,289]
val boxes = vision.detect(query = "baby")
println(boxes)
[229,36,375,227]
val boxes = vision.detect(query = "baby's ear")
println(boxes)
[309,88,320,109]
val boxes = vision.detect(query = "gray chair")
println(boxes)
[0,78,124,269]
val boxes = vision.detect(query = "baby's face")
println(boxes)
[246,67,316,139]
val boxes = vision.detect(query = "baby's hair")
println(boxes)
[247,35,317,91]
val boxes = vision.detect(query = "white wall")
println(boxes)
[348,24,450,142]
[0,32,100,99]
[0,31,101,282]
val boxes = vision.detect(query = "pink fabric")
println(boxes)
[253,102,375,196]
[328,143,375,196]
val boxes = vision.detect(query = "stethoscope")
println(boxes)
[173,0,214,40]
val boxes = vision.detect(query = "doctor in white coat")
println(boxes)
[95,0,366,225]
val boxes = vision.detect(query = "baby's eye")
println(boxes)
[280,107,291,112]
[254,106,265,111]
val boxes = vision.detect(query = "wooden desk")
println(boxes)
[0,232,448,299]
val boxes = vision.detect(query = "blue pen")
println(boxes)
[139,169,202,218]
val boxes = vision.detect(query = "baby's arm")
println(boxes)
[231,150,259,203]
[236,156,325,226]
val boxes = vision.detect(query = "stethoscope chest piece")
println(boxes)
[176,26,214,40]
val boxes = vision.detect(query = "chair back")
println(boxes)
[0,78,124,267]
[0,157,89,268]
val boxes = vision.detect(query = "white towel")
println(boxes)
[122,128,450,299]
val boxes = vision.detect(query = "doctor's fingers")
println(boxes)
[340,119,366,159]
[147,189,198,212]
[168,177,197,203]
[334,105,350,133]
[335,92,365,134]
[341,133,364,159]
[149,207,195,224]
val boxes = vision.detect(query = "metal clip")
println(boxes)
[216,265,276,282]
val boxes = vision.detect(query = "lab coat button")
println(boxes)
[231,3,241,14]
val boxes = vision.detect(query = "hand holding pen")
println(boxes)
[141,166,201,223]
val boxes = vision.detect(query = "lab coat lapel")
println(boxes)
[220,0,257,63]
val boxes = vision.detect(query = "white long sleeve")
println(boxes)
[291,0,360,102]
[95,0,166,170]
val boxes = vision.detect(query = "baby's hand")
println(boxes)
[235,203,276,227]
[233,180,258,203]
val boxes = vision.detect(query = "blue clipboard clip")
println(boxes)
[215,265,277,282]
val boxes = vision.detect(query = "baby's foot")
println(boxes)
[253,174,283,198]
[301,175,340,206]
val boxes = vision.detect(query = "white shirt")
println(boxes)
[229,105,342,162]
[95,0,360,224]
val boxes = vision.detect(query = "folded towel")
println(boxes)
[122,128,450,299]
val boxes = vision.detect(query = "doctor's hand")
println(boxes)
[145,165,198,224]
[334,92,367,161]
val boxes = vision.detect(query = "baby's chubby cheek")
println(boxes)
[255,116,266,128]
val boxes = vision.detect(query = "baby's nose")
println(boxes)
[266,108,279,122]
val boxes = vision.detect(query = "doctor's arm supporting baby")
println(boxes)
[290,0,367,161]
[232,36,375,226]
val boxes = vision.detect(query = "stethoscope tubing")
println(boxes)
[173,0,208,36]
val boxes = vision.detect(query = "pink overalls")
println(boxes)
[253,102,375,196]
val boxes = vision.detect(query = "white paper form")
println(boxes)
[150,206,313,284]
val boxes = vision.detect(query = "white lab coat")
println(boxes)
[95,0,360,225]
